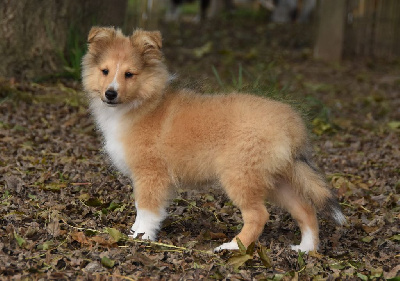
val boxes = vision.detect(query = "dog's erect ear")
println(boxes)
[87,26,116,53]
[130,29,163,62]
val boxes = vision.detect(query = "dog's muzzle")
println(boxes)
[104,90,120,106]
[105,90,118,100]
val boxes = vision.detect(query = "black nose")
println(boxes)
[105,90,118,100]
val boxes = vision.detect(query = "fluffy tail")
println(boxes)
[291,154,346,225]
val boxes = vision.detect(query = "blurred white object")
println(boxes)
[259,0,275,10]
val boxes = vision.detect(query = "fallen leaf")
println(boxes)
[91,236,115,247]
[86,197,103,207]
[37,240,55,250]
[330,262,346,270]
[308,251,323,259]
[246,242,255,255]
[361,236,374,243]
[236,237,247,255]
[47,220,61,237]
[297,251,305,269]
[227,254,252,271]
[71,231,90,246]
[389,235,400,241]
[105,227,124,242]
[14,231,26,247]
[257,245,272,268]
[78,193,90,201]
[362,225,380,234]
[388,121,400,131]
[101,256,115,268]
[357,273,368,281]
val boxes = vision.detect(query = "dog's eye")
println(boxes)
[125,72,134,78]
[102,69,109,76]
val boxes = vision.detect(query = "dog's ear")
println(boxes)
[87,26,116,53]
[130,29,163,63]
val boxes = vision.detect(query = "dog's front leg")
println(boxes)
[129,166,171,241]
[129,201,167,240]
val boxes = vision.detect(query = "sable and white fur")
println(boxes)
[82,27,345,252]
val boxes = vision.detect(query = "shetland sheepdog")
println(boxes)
[82,27,345,252]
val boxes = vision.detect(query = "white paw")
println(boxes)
[130,219,139,232]
[290,244,316,253]
[290,227,318,253]
[128,207,165,241]
[214,240,239,252]
[129,219,157,240]
[128,229,156,240]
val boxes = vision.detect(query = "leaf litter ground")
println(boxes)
[0,19,399,280]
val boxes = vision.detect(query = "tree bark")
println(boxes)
[0,0,127,80]
[314,0,346,61]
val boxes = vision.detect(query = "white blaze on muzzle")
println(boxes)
[108,63,120,91]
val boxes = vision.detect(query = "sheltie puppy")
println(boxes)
[82,26,345,252]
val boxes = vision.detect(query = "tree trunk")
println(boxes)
[314,0,346,61]
[0,0,127,80]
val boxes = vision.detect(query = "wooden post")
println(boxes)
[314,0,346,61]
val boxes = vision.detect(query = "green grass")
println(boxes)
[211,62,289,98]
[58,25,87,80]
[42,21,86,81]
[180,2,199,15]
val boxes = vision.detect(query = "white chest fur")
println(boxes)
[90,100,131,176]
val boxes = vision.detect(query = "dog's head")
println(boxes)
[82,27,169,107]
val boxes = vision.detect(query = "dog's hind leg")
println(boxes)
[272,182,319,252]
[214,170,270,251]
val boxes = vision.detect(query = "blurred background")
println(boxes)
[1,0,399,81]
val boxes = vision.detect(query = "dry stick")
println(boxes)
[127,239,218,256]
[71,182,92,186]
[90,272,137,281]
[60,218,105,234]
[60,219,219,257]
[111,275,137,281]
[340,202,371,213]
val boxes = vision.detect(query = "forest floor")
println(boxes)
[0,13,400,280]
